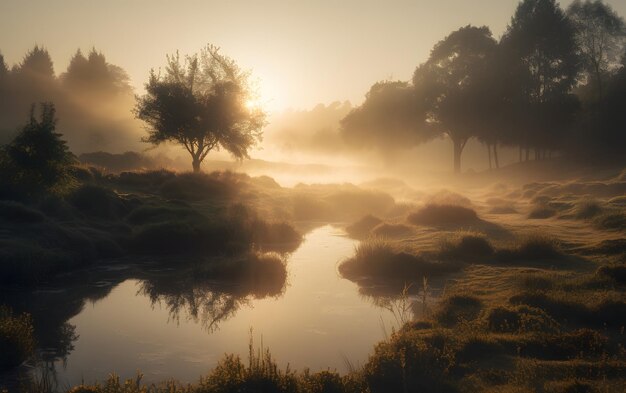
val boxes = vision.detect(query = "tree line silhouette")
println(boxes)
[1,0,625,175]
[342,0,626,173]
[0,46,140,153]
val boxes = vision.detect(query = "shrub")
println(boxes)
[363,329,455,393]
[0,306,35,371]
[67,184,125,219]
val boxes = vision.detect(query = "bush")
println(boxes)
[67,184,126,219]
[0,306,35,371]
[408,204,478,226]
[363,329,455,393]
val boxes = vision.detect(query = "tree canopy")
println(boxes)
[568,0,626,101]
[341,81,431,153]
[135,45,265,172]
[0,103,76,198]
[414,25,498,173]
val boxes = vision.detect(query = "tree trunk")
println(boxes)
[192,157,201,173]
[487,143,492,170]
[525,147,530,162]
[493,144,500,169]
[453,138,464,174]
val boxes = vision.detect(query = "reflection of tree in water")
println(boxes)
[139,252,288,332]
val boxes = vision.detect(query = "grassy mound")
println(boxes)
[338,240,461,284]
[495,234,563,264]
[408,204,479,226]
[434,294,483,327]
[528,205,557,219]
[438,234,494,261]
[345,214,382,239]
[594,211,626,231]
[371,223,413,238]
[486,304,559,333]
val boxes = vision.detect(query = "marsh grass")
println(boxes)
[0,306,35,371]
[345,215,382,239]
[408,204,479,226]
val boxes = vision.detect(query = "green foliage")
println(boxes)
[135,45,265,172]
[0,103,76,199]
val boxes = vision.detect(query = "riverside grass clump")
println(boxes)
[0,306,35,371]
[338,239,461,285]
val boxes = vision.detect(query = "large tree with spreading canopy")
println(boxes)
[135,45,265,172]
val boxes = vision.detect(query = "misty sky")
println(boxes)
[2,0,626,112]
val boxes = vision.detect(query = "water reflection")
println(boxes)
[0,252,289,387]
[139,253,288,332]
[1,226,412,387]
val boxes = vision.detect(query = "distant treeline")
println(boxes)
[342,0,626,172]
[0,46,142,153]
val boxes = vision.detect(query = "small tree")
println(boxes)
[1,103,76,197]
[135,45,265,172]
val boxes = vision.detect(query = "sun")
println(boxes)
[245,75,284,113]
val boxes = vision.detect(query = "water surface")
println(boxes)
[36,225,399,385]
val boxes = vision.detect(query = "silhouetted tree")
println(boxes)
[18,45,55,80]
[135,45,265,172]
[62,48,132,96]
[414,25,497,173]
[341,81,431,154]
[502,0,581,160]
[568,0,626,102]
[0,103,76,198]
[0,53,7,79]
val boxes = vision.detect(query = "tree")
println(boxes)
[135,45,265,173]
[340,81,431,154]
[568,0,626,101]
[62,48,132,96]
[413,25,497,173]
[502,0,581,159]
[0,103,76,197]
[18,45,55,79]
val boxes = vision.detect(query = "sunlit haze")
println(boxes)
[2,0,623,112]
